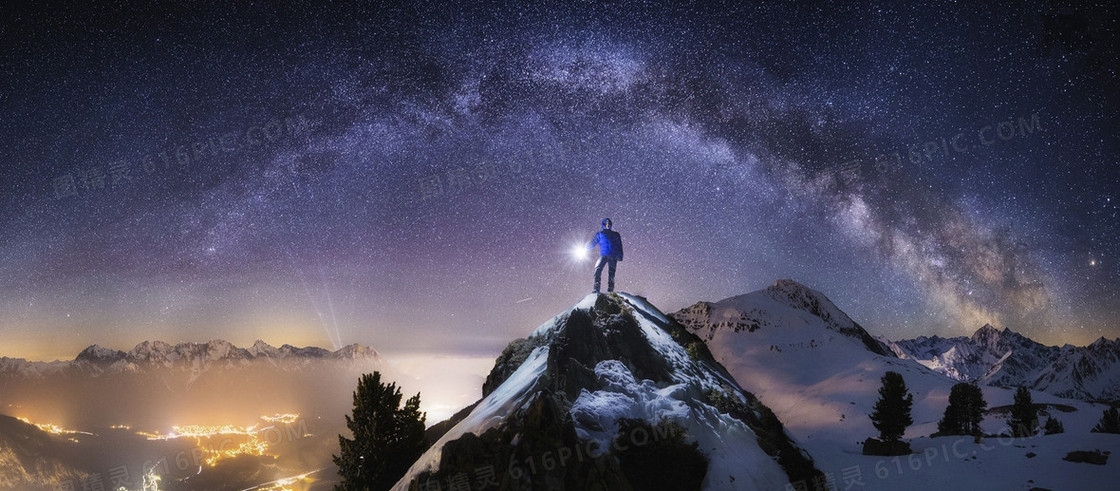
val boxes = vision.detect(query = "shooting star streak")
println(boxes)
[516,297,533,304]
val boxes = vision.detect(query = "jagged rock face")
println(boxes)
[675,300,762,334]
[547,301,675,402]
[673,302,722,331]
[398,293,823,491]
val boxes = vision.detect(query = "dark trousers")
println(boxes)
[593,256,617,293]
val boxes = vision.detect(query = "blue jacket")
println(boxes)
[589,229,623,260]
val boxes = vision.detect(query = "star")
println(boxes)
[0,0,1117,357]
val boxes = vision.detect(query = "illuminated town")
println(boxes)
[137,413,307,466]
[15,413,318,490]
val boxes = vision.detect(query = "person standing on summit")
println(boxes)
[588,218,623,293]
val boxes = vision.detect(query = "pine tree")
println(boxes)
[936,405,959,435]
[957,383,986,435]
[1091,407,1120,434]
[937,382,987,436]
[1042,416,1064,435]
[869,371,914,442]
[1009,386,1038,437]
[334,372,427,491]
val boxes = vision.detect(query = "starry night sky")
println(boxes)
[2,1,1118,361]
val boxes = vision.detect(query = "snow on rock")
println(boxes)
[570,359,788,490]
[569,360,684,448]
[394,292,820,490]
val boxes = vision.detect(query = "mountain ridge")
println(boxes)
[887,324,1120,402]
[0,339,383,379]
[673,278,894,357]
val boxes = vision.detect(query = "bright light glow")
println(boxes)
[570,244,588,261]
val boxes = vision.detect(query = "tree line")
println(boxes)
[866,371,1119,456]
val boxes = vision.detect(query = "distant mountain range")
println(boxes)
[885,326,1120,402]
[0,339,384,380]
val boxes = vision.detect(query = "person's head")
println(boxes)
[601,218,612,230]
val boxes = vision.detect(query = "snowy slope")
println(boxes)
[889,326,1120,402]
[671,280,956,444]
[393,293,823,490]
[673,279,1120,491]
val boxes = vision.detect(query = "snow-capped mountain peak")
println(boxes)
[970,323,1000,344]
[127,340,174,362]
[764,278,850,324]
[1088,336,1120,353]
[395,292,823,490]
[203,339,239,360]
[248,339,281,358]
[673,279,893,357]
[74,345,126,364]
[331,343,383,361]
